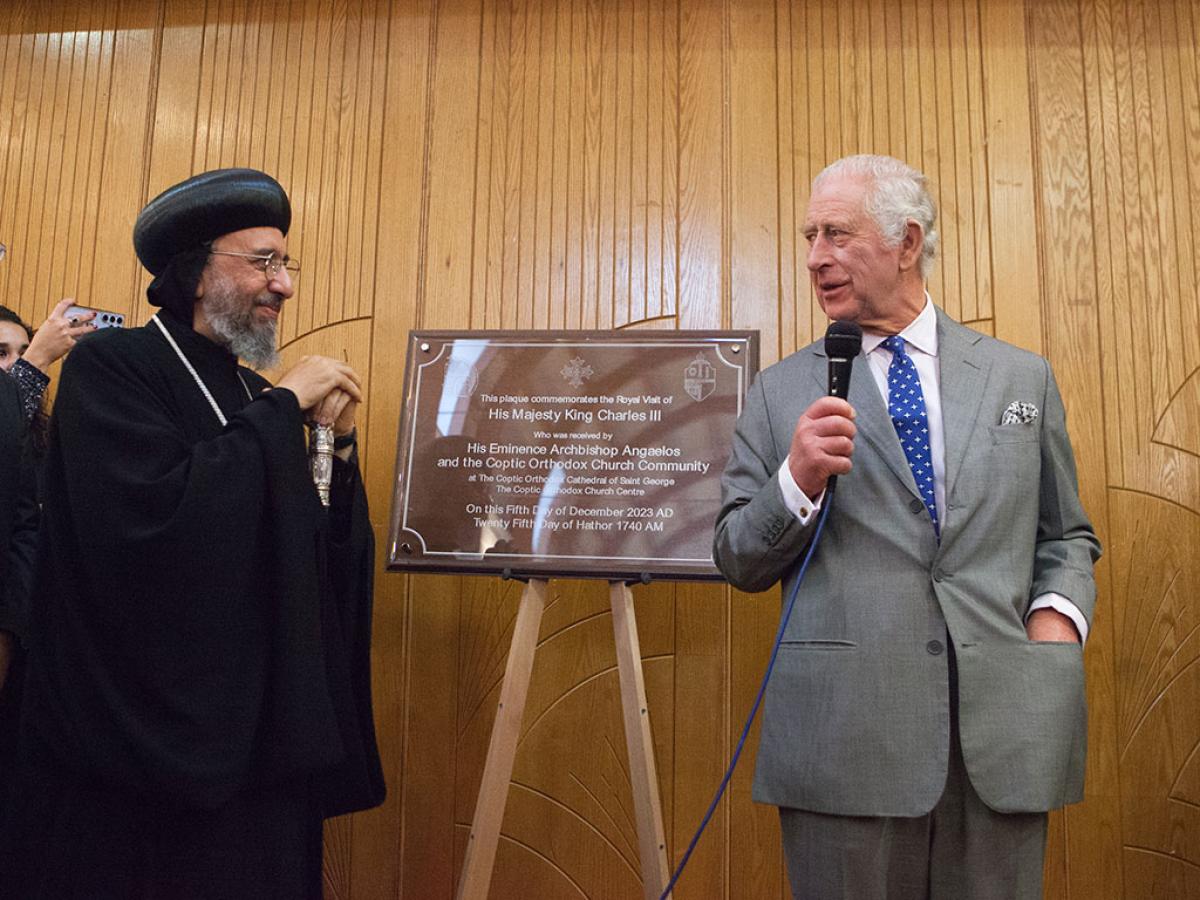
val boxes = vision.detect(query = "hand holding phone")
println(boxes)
[22,299,120,372]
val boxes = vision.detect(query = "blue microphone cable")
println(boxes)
[659,496,835,899]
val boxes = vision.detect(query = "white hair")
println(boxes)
[813,155,939,279]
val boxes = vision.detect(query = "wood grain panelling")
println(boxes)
[0,0,156,348]
[1029,1,1200,897]
[1027,3,1118,895]
[452,0,682,332]
[1,1,1198,898]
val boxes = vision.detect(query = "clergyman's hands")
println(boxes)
[311,388,357,437]
[308,387,359,461]
[275,355,362,413]
[23,298,96,372]
[787,396,857,499]
[1026,608,1081,644]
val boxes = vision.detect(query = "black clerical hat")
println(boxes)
[133,168,291,276]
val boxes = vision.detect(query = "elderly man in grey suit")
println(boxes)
[713,155,1100,899]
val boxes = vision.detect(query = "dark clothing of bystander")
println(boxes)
[0,371,38,807]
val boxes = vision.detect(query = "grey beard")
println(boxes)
[205,300,280,370]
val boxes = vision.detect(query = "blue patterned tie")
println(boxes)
[881,336,939,536]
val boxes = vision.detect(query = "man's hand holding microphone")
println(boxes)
[788,321,864,502]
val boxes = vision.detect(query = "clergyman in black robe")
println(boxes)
[0,169,384,899]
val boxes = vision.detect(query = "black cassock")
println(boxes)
[0,310,384,899]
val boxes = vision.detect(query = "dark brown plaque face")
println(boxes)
[387,331,758,580]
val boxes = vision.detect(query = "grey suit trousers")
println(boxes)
[779,655,1048,899]
[779,741,1047,900]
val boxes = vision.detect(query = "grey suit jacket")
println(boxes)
[713,308,1101,816]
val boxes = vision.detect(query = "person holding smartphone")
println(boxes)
[0,301,96,450]
[0,301,94,785]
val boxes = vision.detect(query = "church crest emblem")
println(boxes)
[445,358,479,399]
[683,354,715,401]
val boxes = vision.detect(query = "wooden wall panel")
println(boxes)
[0,0,156,347]
[1027,4,1120,895]
[458,0,681,333]
[1028,2,1200,898]
[365,5,432,898]
[2,1,1198,898]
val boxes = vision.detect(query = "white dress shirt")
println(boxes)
[777,297,1088,642]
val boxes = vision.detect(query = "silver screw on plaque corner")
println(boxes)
[420,342,431,353]
[731,345,740,353]
[310,424,334,507]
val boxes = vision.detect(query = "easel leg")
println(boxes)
[610,582,672,900]
[455,579,549,900]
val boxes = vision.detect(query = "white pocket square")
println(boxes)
[1001,401,1039,425]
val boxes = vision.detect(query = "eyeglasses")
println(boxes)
[208,248,301,280]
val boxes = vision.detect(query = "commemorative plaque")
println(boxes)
[387,330,758,580]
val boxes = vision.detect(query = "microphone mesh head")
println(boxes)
[824,320,863,360]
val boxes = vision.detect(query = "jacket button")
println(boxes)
[909,498,924,514]
[926,640,944,655]
[933,567,946,582]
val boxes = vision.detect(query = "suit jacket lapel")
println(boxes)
[810,344,922,501]
[936,309,991,510]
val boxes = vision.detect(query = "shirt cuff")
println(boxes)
[1027,593,1089,645]
[778,459,823,526]
[11,357,49,423]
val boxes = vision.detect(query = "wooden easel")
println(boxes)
[454,578,672,900]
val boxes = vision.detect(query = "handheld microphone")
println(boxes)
[825,319,863,398]
[823,320,863,494]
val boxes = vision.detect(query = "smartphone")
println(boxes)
[66,305,125,330]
